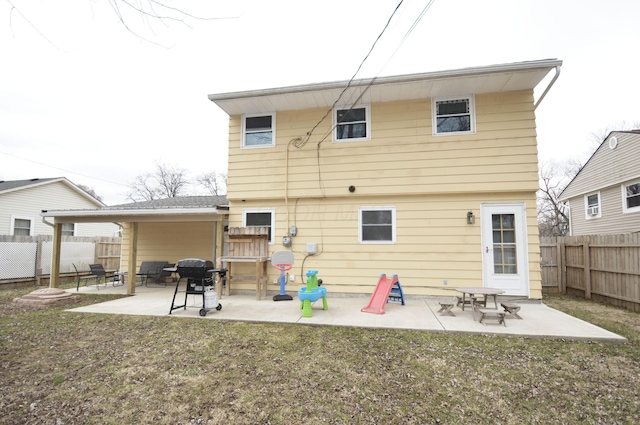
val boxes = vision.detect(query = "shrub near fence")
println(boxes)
[0,235,121,287]
[540,234,640,312]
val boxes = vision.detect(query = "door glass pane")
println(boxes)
[492,214,517,275]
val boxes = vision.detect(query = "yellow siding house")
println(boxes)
[209,59,563,299]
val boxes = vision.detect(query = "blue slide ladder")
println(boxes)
[387,278,405,305]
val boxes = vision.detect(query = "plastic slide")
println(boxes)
[361,274,398,314]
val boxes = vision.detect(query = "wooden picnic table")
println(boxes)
[455,287,505,311]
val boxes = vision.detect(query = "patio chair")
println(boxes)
[137,261,173,287]
[73,263,109,292]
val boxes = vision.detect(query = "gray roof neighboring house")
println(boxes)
[0,177,105,207]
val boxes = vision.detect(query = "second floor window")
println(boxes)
[433,96,475,135]
[334,105,370,141]
[624,182,640,212]
[243,113,275,148]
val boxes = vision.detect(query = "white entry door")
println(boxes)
[481,203,529,296]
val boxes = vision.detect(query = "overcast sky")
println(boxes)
[1,0,638,205]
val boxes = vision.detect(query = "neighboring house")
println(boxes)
[0,178,119,237]
[559,131,640,236]
[207,59,563,299]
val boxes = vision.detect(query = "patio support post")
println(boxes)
[127,222,138,295]
[50,223,63,288]
[215,220,224,262]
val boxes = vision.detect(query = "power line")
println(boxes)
[0,150,129,188]
[293,0,405,149]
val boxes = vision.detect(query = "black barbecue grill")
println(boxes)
[169,258,223,316]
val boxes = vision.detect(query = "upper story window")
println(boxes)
[11,216,33,236]
[62,223,75,237]
[359,207,396,244]
[623,181,640,213]
[243,208,275,244]
[242,113,275,148]
[433,95,475,135]
[334,105,371,142]
[585,193,601,219]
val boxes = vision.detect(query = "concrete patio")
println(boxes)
[65,283,626,343]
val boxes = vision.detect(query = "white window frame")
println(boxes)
[432,95,476,136]
[10,215,34,236]
[358,206,396,244]
[61,223,75,237]
[622,181,640,214]
[243,208,276,244]
[584,192,601,219]
[333,104,371,142]
[241,112,276,149]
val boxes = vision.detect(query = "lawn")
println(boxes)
[1,286,638,425]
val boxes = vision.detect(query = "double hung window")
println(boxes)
[11,217,33,236]
[334,105,370,141]
[359,207,396,244]
[433,96,475,135]
[623,182,640,213]
[242,113,275,148]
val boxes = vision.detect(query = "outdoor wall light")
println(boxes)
[467,211,475,225]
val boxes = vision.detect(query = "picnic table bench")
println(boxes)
[501,302,523,319]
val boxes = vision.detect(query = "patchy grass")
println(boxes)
[1,287,639,424]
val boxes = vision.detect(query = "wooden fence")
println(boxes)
[540,234,640,312]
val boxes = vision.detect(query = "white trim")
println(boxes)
[432,95,476,136]
[241,112,276,149]
[242,208,276,244]
[333,104,371,142]
[358,206,396,244]
[584,192,601,219]
[622,181,640,214]
[10,215,34,236]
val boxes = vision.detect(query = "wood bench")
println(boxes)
[501,302,523,319]
[478,308,506,326]
[437,296,460,316]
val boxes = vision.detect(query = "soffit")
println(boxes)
[209,59,562,115]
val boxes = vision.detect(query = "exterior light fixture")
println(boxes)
[466,211,475,225]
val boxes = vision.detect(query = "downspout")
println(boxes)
[534,65,561,110]
[42,216,54,228]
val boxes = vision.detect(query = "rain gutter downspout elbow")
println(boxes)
[534,65,561,110]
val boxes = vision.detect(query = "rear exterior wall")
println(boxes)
[223,90,542,298]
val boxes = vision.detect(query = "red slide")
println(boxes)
[361,274,398,314]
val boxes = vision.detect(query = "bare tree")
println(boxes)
[76,184,103,202]
[127,163,190,202]
[588,120,640,152]
[6,1,239,46]
[537,159,582,236]
[196,171,227,196]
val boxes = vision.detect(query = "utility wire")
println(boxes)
[293,0,405,149]
[0,150,129,188]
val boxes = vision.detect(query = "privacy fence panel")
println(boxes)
[541,234,640,312]
[0,235,121,286]
[0,241,38,279]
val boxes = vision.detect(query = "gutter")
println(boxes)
[534,65,561,110]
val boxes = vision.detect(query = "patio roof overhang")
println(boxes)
[40,206,228,224]
[208,59,563,115]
